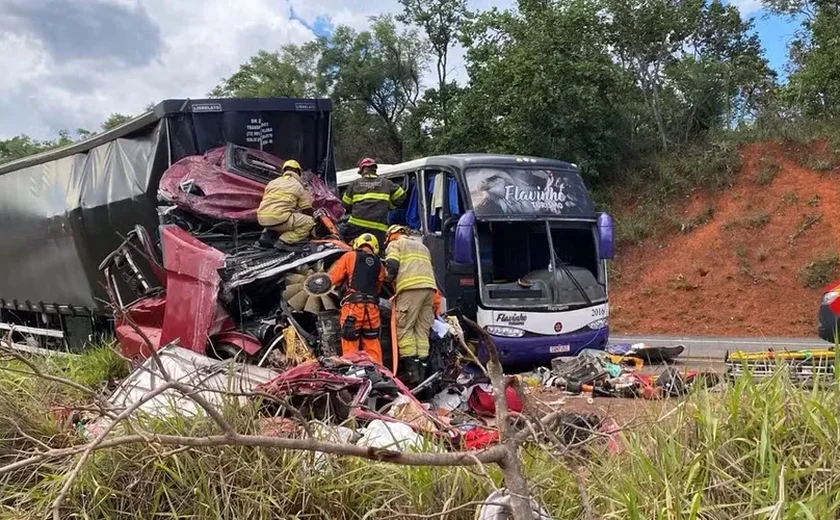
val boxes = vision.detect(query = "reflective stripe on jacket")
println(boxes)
[257,172,312,227]
[342,174,406,232]
[384,237,437,293]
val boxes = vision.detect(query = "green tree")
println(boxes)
[606,0,703,150]
[0,135,47,164]
[764,0,840,118]
[447,0,637,183]
[101,113,133,131]
[605,0,774,150]
[397,0,470,128]
[0,130,78,164]
[210,44,324,98]
[319,17,427,162]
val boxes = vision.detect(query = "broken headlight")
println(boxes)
[587,318,608,330]
[485,325,525,338]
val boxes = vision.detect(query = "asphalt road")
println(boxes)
[611,334,830,373]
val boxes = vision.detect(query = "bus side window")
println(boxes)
[445,172,463,219]
[426,170,445,234]
[388,172,423,231]
[386,174,406,225]
[444,172,465,257]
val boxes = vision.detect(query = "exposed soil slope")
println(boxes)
[611,143,840,337]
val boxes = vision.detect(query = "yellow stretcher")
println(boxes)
[725,348,837,383]
[727,348,836,362]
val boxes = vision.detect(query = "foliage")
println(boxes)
[607,0,775,151]
[0,131,77,165]
[800,252,839,288]
[101,113,133,131]
[397,0,471,142]
[723,211,771,231]
[755,154,781,185]
[764,0,840,119]
[445,0,638,185]
[209,44,324,99]
[319,17,428,163]
[7,363,840,518]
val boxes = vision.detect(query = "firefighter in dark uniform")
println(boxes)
[342,157,406,248]
[328,233,386,364]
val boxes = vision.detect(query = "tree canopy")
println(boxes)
[6,0,838,187]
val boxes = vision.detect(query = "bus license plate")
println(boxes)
[550,344,570,354]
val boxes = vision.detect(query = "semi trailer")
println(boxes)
[0,98,334,350]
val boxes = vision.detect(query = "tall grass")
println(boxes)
[4,351,840,518]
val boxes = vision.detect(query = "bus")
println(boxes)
[337,154,614,365]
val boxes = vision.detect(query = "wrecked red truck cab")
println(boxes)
[103,143,353,363]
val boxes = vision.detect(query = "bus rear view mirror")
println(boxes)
[598,213,614,260]
[453,210,475,264]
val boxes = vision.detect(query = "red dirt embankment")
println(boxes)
[611,143,840,337]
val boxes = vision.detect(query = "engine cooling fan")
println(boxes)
[282,261,339,314]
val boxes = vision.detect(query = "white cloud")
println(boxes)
[0,0,516,140]
[727,0,764,16]
[0,33,50,94]
[0,0,315,139]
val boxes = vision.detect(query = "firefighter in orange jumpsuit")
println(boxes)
[328,233,386,364]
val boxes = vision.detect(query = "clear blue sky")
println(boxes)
[751,12,803,78]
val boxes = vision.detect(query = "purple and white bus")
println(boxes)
[337,154,614,366]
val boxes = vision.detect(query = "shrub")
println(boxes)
[800,252,839,289]
[754,155,781,185]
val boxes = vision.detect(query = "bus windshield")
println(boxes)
[465,166,595,218]
[475,220,606,309]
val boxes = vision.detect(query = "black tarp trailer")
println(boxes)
[0,98,334,350]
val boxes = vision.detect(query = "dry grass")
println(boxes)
[5,348,840,518]
[800,252,839,289]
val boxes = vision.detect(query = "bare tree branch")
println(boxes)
[462,317,535,520]
[51,381,179,520]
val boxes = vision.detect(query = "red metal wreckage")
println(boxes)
[97,144,701,452]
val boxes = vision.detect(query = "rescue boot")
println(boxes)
[274,238,306,252]
[397,356,423,388]
[257,229,279,248]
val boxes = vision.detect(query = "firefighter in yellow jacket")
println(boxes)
[257,160,315,248]
[384,225,440,385]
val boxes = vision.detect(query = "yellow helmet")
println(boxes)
[283,160,302,174]
[386,224,409,244]
[352,233,380,255]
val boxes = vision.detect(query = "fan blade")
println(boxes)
[304,296,322,314]
[321,295,337,311]
[288,291,309,311]
[283,283,304,298]
[286,273,307,284]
